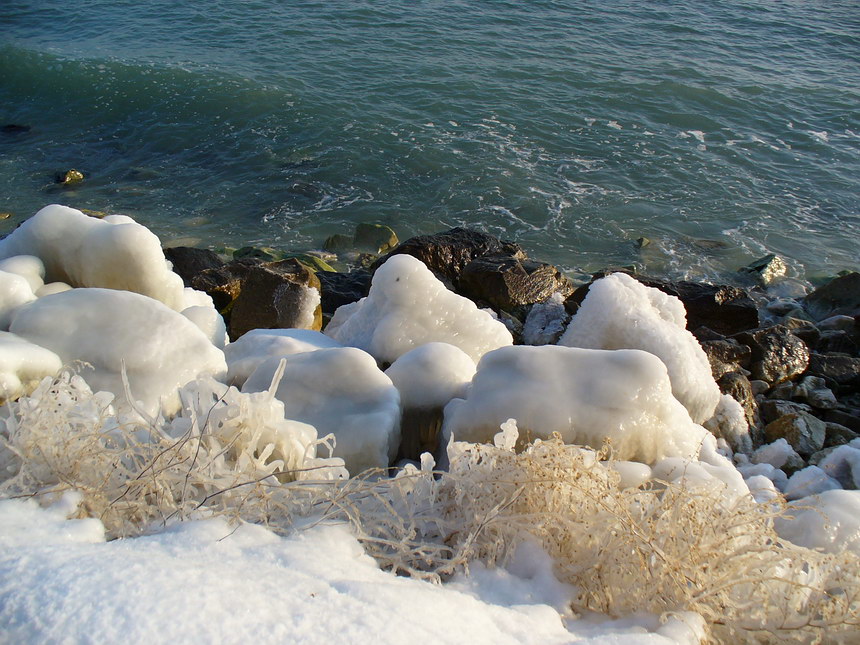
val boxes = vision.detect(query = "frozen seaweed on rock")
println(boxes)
[442,345,709,463]
[324,254,512,363]
[0,205,192,311]
[9,288,226,416]
[242,347,400,474]
[559,272,720,424]
[0,331,62,402]
[225,328,343,387]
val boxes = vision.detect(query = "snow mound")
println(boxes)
[224,328,343,386]
[775,489,860,555]
[559,273,720,424]
[442,345,709,463]
[9,288,226,416]
[0,331,62,402]
[243,347,400,474]
[0,205,190,311]
[385,342,476,410]
[325,254,512,363]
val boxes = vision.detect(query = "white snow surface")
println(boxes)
[559,273,720,424]
[0,205,193,311]
[242,348,400,474]
[9,288,227,416]
[224,328,343,386]
[774,489,860,555]
[325,254,513,363]
[442,345,709,463]
[384,342,476,409]
[0,499,697,645]
[0,331,62,401]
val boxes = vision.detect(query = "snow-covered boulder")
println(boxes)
[325,254,512,363]
[782,466,841,501]
[819,444,860,489]
[442,345,709,463]
[0,205,190,311]
[775,489,860,555]
[559,273,720,424]
[225,329,343,387]
[0,331,62,402]
[242,348,400,474]
[9,288,227,416]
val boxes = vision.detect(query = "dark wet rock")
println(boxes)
[373,227,524,287]
[805,353,860,392]
[1,124,31,134]
[767,382,796,401]
[779,318,820,348]
[458,254,575,311]
[317,270,371,319]
[55,169,84,185]
[764,412,826,458]
[732,325,810,385]
[323,233,354,254]
[803,272,860,320]
[824,422,859,448]
[229,259,322,339]
[809,446,839,467]
[397,408,443,463]
[717,371,762,443]
[354,223,399,255]
[816,330,858,355]
[824,409,860,434]
[164,247,224,287]
[571,272,759,336]
[766,298,803,317]
[739,254,787,286]
[760,399,813,425]
[234,246,284,262]
[701,338,752,380]
[819,315,857,332]
[792,375,838,410]
[284,253,336,273]
[749,379,770,396]
[191,259,260,311]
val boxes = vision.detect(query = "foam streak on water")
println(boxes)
[0,0,858,282]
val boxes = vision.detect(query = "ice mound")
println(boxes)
[0,205,190,311]
[0,270,36,329]
[442,345,709,463]
[225,328,343,387]
[774,489,860,555]
[242,347,400,474]
[0,255,44,292]
[559,273,720,424]
[325,254,512,363]
[9,288,227,416]
[384,342,476,410]
[0,331,62,402]
[783,466,841,501]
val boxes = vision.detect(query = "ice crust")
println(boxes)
[559,273,720,424]
[775,489,860,555]
[0,205,192,311]
[325,253,513,363]
[242,347,400,474]
[9,288,227,416]
[442,345,709,463]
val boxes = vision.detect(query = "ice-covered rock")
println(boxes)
[775,489,860,555]
[744,475,781,503]
[737,462,788,492]
[752,438,804,471]
[0,331,62,402]
[224,328,342,387]
[522,292,570,346]
[0,255,45,292]
[0,205,190,311]
[559,272,720,424]
[325,254,512,363]
[783,466,841,501]
[703,394,752,454]
[242,347,400,474]
[9,288,227,416]
[818,445,860,489]
[652,455,750,506]
[442,345,709,463]
[0,270,36,330]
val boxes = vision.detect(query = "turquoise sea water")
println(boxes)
[1,0,858,282]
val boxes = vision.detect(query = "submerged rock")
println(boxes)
[354,223,399,255]
[55,169,84,186]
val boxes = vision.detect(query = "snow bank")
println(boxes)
[0,501,688,645]
[0,205,190,311]
[0,331,62,402]
[325,254,512,363]
[9,288,226,416]
[559,273,720,424]
[224,328,343,386]
[442,345,709,463]
[243,347,400,474]
[774,489,860,555]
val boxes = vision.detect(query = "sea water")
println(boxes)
[1,0,857,282]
